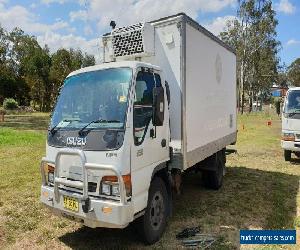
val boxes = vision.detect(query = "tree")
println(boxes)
[49,48,95,107]
[276,64,288,87]
[8,29,52,111]
[288,58,300,87]
[0,24,96,110]
[220,0,280,113]
[69,48,96,70]
[82,53,96,67]
[0,26,31,105]
[0,25,7,66]
[49,49,73,105]
[24,46,52,111]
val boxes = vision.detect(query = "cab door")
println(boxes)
[130,68,169,207]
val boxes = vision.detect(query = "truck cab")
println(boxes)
[281,87,300,161]
[41,61,171,243]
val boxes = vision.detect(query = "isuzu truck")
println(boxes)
[40,13,237,244]
[282,87,300,161]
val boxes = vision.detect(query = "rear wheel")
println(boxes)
[284,150,291,161]
[202,151,225,190]
[135,177,168,245]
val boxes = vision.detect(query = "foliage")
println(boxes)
[3,98,18,110]
[0,106,5,114]
[0,24,96,112]
[276,64,289,87]
[49,48,95,104]
[288,58,300,87]
[219,0,280,113]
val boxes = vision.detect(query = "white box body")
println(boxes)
[103,13,237,170]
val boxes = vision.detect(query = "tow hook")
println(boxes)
[82,197,90,213]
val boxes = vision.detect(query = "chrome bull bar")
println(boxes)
[40,148,127,213]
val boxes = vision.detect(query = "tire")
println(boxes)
[135,177,168,245]
[284,150,291,161]
[202,151,225,190]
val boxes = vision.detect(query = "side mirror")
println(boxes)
[152,87,164,126]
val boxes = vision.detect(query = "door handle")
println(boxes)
[150,128,155,138]
[161,139,166,147]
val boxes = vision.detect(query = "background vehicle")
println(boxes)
[40,13,237,244]
[281,87,300,161]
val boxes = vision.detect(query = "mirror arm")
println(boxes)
[151,100,157,138]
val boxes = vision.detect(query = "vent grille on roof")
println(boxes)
[112,23,145,57]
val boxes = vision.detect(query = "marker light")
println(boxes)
[282,132,295,141]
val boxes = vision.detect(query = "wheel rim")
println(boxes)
[149,191,165,230]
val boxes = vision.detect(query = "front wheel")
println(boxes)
[135,177,168,245]
[284,150,291,161]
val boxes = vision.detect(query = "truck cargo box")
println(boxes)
[103,13,237,170]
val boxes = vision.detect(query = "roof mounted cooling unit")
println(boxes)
[110,22,155,59]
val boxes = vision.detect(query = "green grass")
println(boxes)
[0,113,50,130]
[0,128,45,146]
[0,111,300,249]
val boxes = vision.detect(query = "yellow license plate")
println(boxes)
[63,196,79,212]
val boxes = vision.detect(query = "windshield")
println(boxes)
[284,90,300,114]
[50,68,132,130]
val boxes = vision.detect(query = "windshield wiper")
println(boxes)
[286,112,300,117]
[50,119,80,135]
[78,119,121,136]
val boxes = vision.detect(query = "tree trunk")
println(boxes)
[249,90,253,113]
[240,60,245,114]
[255,92,259,111]
[241,87,245,114]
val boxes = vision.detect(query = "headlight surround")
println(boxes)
[282,132,295,141]
[43,163,55,185]
[100,174,131,197]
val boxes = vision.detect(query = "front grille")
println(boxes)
[64,179,98,193]
[88,182,97,192]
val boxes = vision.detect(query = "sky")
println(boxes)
[0,0,299,66]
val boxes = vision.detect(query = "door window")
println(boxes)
[133,71,161,145]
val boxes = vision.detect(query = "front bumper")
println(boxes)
[281,140,300,152]
[41,148,134,228]
[41,185,134,228]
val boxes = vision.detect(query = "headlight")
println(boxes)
[101,182,120,196]
[282,132,295,141]
[101,183,111,196]
[112,185,120,196]
[48,172,54,183]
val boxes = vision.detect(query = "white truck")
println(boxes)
[281,87,300,161]
[40,13,237,244]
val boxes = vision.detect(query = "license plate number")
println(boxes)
[63,196,79,212]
